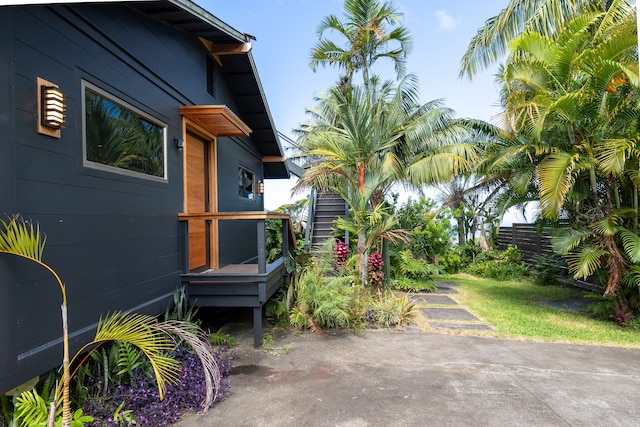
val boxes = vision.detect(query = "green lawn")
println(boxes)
[429,273,640,348]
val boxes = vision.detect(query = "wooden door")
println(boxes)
[184,133,217,271]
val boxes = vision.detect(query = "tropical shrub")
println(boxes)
[393,197,455,263]
[275,263,358,331]
[390,250,439,292]
[458,241,482,267]
[466,246,529,281]
[82,345,233,427]
[268,240,418,331]
[366,292,416,327]
[531,253,566,286]
[436,248,462,273]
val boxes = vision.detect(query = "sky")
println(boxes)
[194,0,535,223]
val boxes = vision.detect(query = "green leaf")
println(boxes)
[14,389,49,427]
[0,215,46,261]
[617,227,640,263]
[564,246,607,279]
[550,227,592,255]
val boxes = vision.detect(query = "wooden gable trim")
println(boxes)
[262,156,285,163]
[199,37,251,66]
[180,105,252,137]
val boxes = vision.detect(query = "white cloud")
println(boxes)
[435,10,460,31]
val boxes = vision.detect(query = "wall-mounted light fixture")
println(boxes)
[173,137,184,150]
[37,77,66,138]
[258,180,265,195]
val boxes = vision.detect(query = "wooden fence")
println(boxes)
[496,223,602,292]
[496,223,554,265]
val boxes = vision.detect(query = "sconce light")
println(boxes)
[37,77,66,138]
[258,180,265,195]
[174,137,184,149]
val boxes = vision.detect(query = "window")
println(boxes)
[238,166,255,200]
[82,81,167,180]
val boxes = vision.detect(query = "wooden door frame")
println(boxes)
[182,118,219,269]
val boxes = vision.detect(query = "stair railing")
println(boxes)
[303,187,317,252]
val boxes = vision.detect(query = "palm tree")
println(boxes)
[499,8,637,218]
[438,175,498,248]
[309,0,412,90]
[485,5,640,297]
[459,0,634,79]
[293,76,481,285]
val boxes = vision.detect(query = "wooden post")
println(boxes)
[180,220,189,274]
[253,306,262,347]
[282,218,289,283]
[257,219,266,274]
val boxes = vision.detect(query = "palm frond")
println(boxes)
[591,216,619,236]
[536,152,576,219]
[565,246,607,279]
[67,312,180,402]
[0,215,46,261]
[617,227,640,263]
[550,227,592,254]
[14,389,50,427]
[154,320,221,413]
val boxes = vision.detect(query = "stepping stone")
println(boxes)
[429,322,493,331]
[410,295,457,305]
[420,307,480,321]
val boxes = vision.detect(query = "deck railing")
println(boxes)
[178,211,296,275]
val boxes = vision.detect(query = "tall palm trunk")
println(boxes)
[60,304,70,427]
[358,229,368,287]
[457,213,467,245]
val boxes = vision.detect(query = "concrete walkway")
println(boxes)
[174,312,640,426]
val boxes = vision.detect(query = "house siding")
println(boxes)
[217,136,264,266]
[0,3,263,393]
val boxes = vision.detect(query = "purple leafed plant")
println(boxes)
[85,345,234,427]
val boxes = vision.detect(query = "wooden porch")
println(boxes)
[178,212,295,347]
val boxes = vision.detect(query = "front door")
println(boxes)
[184,132,217,271]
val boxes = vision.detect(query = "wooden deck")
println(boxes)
[181,258,287,347]
[179,212,295,347]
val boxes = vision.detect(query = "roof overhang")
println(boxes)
[126,0,290,179]
[180,105,251,137]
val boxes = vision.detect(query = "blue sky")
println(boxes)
[197,0,525,216]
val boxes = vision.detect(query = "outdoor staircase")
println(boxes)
[305,191,348,251]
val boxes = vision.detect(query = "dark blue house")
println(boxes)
[0,0,293,394]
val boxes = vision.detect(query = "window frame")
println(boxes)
[81,80,168,183]
[237,165,256,201]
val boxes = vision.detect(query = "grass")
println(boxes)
[431,273,640,348]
